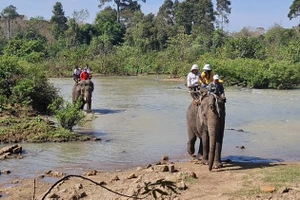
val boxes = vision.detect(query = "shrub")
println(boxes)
[48,97,85,131]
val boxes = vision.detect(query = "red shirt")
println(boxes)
[80,71,89,80]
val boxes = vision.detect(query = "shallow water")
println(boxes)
[1,75,300,182]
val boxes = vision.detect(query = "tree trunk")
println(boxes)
[117,3,120,23]
[6,19,11,40]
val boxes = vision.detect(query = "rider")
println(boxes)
[73,66,82,83]
[85,64,92,79]
[208,74,226,100]
[80,68,90,81]
[187,64,201,99]
[199,64,218,87]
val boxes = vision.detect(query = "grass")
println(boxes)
[261,164,300,187]
[232,163,300,198]
[0,115,92,143]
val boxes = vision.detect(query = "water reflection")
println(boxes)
[1,76,300,183]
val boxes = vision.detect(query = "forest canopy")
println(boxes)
[0,0,300,91]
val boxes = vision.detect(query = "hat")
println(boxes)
[190,64,199,71]
[213,74,220,80]
[203,64,212,71]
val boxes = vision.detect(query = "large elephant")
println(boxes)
[186,90,226,171]
[72,80,94,113]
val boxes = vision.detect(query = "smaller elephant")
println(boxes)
[72,80,94,113]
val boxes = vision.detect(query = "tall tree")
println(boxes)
[1,5,19,39]
[157,0,175,26]
[288,0,300,23]
[216,0,231,30]
[174,1,193,34]
[155,0,176,49]
[50,2,68,39]
[94,6,124,45]
[98,0,146,23]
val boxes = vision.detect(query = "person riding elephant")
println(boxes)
[72,80,94,113]
[199,64,223,87]
[187,64,201,99]
[186,88,226,171]
[208,74,226,102]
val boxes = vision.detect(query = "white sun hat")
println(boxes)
[190,64,199,71]
[213,74,220,80]
[203,64,212,71]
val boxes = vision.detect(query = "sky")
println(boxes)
[0,0,299,32]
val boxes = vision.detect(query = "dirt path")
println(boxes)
[1,160,300,200]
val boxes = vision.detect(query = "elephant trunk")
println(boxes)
[208,137,216,171]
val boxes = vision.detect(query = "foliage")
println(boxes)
[0,1,300,90]
[50,2,68,39]
[288,0,300,21]
[3,31,47,62]
[0,116,89,143]
[98,0,146,23]
[48,97,85,131]
[135,179,179,199]
[0,57,59,112]
[1,5,19,39]
[222,36,266,59]
[216,0,231,30]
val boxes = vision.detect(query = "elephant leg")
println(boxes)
[187,126,197,157]
[201,130,209,165]
[86,100,92,113]
[214,118,225,169]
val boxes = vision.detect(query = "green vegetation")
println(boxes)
[48,97,85,131]
[0,0,300,142]
[0,0,299,89]
[234,163,300,197]
[0,115,90,143]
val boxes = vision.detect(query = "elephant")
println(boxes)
[72,80,94,113]
[186,89,226,171]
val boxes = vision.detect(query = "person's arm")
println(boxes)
[199,72,205,85]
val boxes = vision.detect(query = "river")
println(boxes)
[1,75,300,182]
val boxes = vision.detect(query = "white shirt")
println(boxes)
[187,72,200,87]
[74,68,82,76]
[86,67,91,74]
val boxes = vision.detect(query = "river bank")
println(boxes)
[1,159,300,200]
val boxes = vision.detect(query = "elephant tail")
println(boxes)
[209,137,216,171]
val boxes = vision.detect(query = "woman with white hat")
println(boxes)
[199,64,219,86]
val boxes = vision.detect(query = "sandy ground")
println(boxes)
[1,159,300,200]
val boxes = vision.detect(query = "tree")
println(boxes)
[174,0,215,36]
[72,9,90,24]
[288,0,300,22]
[94,7,124,45]
[157,0,175,26]
[216,0,231,30]
[1,5,19,39]
[174,1,193,34]
[155,0,176,49]
[125,12,159,52]
[98,0,146,23]
[50,2,68,39]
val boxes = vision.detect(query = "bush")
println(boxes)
[48,97,85,131]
